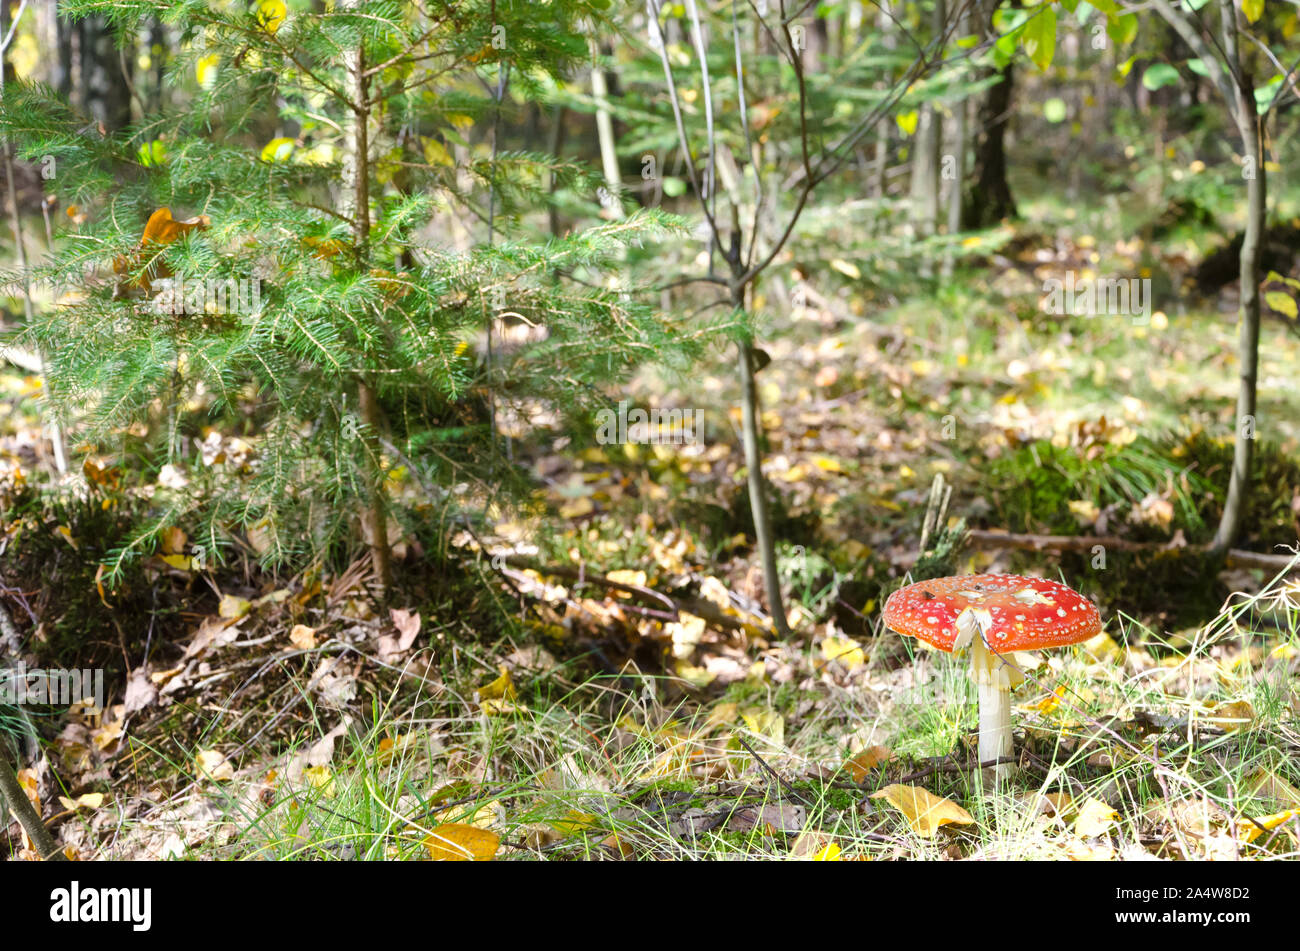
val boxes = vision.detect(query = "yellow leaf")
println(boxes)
[159,554,194,572]
[1073,797,1119,836]
[820,635,865,671]
[606,569,647,588]
[1265,290,1297,319]
[1237,809,1299,843]
[57,792,104,811]
[424,823,500,860]
[829,259,861,280]
[195,749,234,781]
[558,496,595,518]
[260,136,296,163]
[256,0,287,33]
[674,658,715,688]
[549,810,598,836]
[871,784,974,837]
[422,137,455,168]
[811,454,844,473]
[218,593,251,619]
[1241,0,1264,23]
[56,525,78,549]
[703,701,740,732]
[302,765,336,798]
[196,53,220,88]
[478,665,516,701]
[896,110,919,136]
[741,707,785,747]
[812,842,842,861]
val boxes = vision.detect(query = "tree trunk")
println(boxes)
[1212,13,1264,553]
[52,2,74,99]
[910,0,945,274]
[590,42,622,218]
[341,8,391,592]
[942,7,967,278]
[78,14,132,132]
[963,0,1017,228]
[736,334,791,639]
[872,0,895,199]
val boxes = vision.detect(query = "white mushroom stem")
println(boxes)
[957,608,1022,782]
[972,639,1014,774]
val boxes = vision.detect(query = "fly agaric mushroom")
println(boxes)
[881,574,1102,780]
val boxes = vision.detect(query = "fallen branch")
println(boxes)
[0,754,64,860]
[966,530,1300,574]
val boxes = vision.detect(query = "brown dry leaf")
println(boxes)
[1064,837,1115,860]
[1244,768,1300,808]
[377,608,421,661]
[159,526,186,555]
[871,784,974,838]
[289,624,318,650]
[182,615,239,660]
[843,745,892,784]
[1207,700,1254,732]
[113,208,211,293]
[424,823,500,861]
[1073,797,1120,837]
[601,831,636,858]
[727,803,806,835]
[16,768,39,808]
[122,667,158,715]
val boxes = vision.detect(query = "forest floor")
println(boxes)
[3,200,1300,861]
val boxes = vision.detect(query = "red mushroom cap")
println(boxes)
[881,574,1102,652]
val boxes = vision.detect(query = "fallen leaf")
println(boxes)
[871,784,974,837]
[820,635,864,671]
[377,608,421,661]
[57,793,105,811]
[302,765,336,798]
[1073,797,1119,837]
[195,750,234,782]
[478,665,516,702]
[218,593,251,619]
[424,823,500,861]
[289,624,318,650]
[1237,810,1300,844]
[1207,700,1254,732]
[843,745,892,784]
